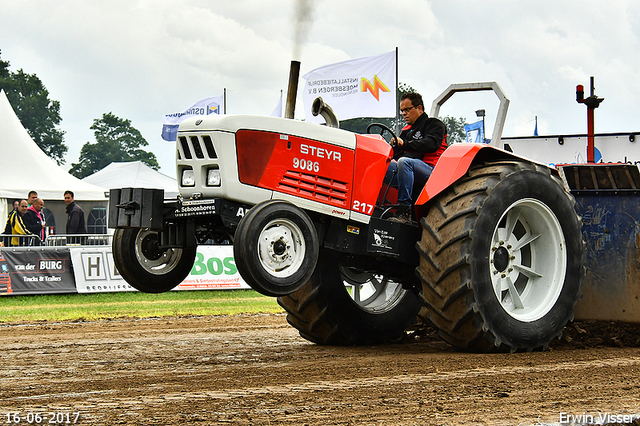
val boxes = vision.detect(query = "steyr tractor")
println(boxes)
[110,83,587,353]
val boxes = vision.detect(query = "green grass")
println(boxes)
[0,290,284,323]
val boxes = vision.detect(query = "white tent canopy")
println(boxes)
[82,161,179,199]
[0,89,108,205]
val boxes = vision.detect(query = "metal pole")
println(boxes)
[395,47,400,134]
[587,77,596,163]
[284,61,301,119]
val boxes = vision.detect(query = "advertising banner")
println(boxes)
[302,50,397,123]
[161,95,224,141]
[68,246,137,293]
[0,249,76,295]
[69,245,250,293]
[177,245,250,290]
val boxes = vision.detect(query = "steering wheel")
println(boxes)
[366,123,399,146]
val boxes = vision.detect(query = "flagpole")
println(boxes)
[395,47,400,134]
[224,88,227,114]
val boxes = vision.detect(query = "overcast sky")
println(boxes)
[2,0,640,174]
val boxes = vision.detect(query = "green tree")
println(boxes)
[69,112,159,179]
[0,54,9,79]
[0,50,68,164]
[440,116,468,145]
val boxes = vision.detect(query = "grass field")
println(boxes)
[0,290,284,323]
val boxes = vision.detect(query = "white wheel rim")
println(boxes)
[257,218,306,278]
[135,230,183,275]
[339,266,406,313]
[489,198,567,322]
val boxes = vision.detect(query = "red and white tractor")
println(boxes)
[109,79,590,352]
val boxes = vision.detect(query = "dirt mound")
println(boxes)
[553,320,640,349]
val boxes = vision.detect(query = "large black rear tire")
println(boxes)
[112,228,197,293]
[278,251,422,345]
[417,160,584,352]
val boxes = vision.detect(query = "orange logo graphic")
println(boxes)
[361,75,390,101]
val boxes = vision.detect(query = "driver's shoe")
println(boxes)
[389,204,413,224]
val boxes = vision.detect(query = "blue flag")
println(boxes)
[464,120,485,144]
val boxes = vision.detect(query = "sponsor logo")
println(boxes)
[175,200,218,217]
[361,75,390,101]
[39,260,64,271]
[371,228,395,250]
[191,253,238,276]
[207,102,221,115]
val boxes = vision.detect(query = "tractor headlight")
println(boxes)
[207,168,221,186]
[181,169,195,187]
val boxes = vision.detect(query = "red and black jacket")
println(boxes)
[394,112,447,167]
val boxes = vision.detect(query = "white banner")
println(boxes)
[302,50,396,123]
[69,245,250,293]
[271,92,283,117]
[161,95,224,141]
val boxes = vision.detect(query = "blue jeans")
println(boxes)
[384,157,434,206]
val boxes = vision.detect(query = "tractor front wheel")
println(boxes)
[112,228,197,293]
[234,200,319,297]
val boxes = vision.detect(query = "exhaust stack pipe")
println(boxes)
[284,60,301,119]
[311,97,339,128]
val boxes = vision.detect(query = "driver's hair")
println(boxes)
[401,92,424,109]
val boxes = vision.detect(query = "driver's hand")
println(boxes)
[393,137,403,147]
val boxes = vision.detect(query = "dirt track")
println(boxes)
[0,315,639,425]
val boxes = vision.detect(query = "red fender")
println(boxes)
[415,143,535,206]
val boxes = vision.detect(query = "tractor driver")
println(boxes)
[386,92,447,223]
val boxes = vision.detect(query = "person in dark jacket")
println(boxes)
[64,191,87,235]
[385,92,447,223]
[23,198,46,244]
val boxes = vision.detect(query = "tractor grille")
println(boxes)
[178,135,218,160]
[279,171,348,206]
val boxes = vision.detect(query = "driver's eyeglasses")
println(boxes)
[400,106,415,114]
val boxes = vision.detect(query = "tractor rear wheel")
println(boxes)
[278,251,422,345]
[417,160,583,352]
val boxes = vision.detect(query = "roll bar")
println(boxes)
[430,82,510,147]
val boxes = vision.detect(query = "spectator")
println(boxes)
[3,200,21,244]
[64,191,87,240]
[23,198,46,244]
[10,200,20,216]
[6,200,33,246]
[27,191,38,207]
